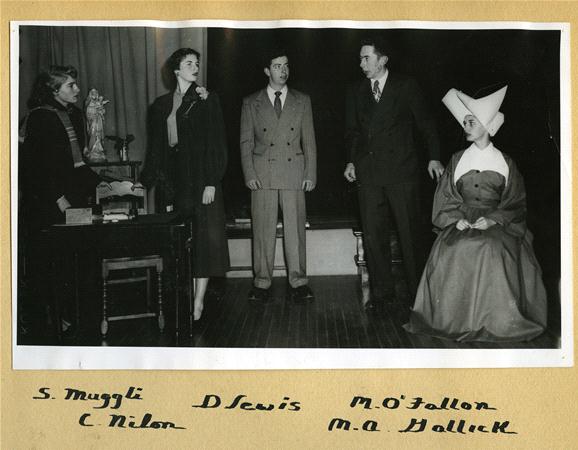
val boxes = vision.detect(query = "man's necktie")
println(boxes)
[274,91,282,118]
[373,80,381,103]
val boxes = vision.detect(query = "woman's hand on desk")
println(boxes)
[343,163,356,182]
[202,186,216,205]
[56,195,71,212]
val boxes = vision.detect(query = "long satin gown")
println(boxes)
[404,149,547,342]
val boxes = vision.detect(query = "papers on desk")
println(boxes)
[65,208,93,224]
[103,212,129,222]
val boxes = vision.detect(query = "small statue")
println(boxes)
[84,88,109,162]
[106,134,135,162]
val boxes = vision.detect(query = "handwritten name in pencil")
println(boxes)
[33,386,143,409]
[327,417,517,434]
[192,394,301,411]
[350,395,497,411]
[79,412,185,430]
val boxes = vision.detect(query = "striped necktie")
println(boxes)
[373,80,381,103]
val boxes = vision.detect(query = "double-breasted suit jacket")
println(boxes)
[240,88,316,189]
[240,88,317,289]
[345,72,440,299]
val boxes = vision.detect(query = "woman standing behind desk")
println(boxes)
[19,66,101,337]
[142,48,230,323]
[21,65,100,228]
[404,86,547,342]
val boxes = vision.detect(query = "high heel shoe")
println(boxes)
[193,297,204,321]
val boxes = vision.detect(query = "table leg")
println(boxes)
[173,226,183,343]
[188,221,193,337]
[73,251,80,340]
[101,279,109,337]
[157,270,165,331]
[51,257,62,342]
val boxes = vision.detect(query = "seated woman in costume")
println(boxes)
[404,85,547,342]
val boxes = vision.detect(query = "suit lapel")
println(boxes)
[370,74,399,129]
[253,89,278,130]
[361,80,375,113]
[375,73,396,110]
[278,89,300,130]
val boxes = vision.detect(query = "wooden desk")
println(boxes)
[40,213,188,343]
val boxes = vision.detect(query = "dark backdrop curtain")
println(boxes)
[18,26,207,210]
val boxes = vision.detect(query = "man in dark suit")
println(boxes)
[240,49,317,303]
[344,37,444,312]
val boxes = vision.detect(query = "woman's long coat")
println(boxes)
[142,84,230,277]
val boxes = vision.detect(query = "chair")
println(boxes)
[353,228,370,306]
[353,227,403,306]
[96,181,165,338]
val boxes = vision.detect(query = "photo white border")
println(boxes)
[11,19,573,370]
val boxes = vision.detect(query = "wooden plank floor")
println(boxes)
[32,275,560,349]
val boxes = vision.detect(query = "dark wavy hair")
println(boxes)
[262,46,289,70]
[162,48,201,91]
[360,37,391,59]
[28,65,78,108]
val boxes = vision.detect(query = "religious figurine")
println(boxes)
[84,88,109,162]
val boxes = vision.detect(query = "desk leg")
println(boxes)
[174,228,182,343]
[73,252,80,339]
[101,279,109,337]
[188,250,193,337]
[188,221,193,337]
[51,257,62,342]
[174,254,180,342]
[157,270,165,331]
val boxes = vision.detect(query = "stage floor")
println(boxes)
[19,275,560,349]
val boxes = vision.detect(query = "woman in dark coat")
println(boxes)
[21,65,100,228]
[142,48,230,321]
[404,86,547,342]
[20,66,101,335]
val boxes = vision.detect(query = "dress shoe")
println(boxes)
[248,287,272,303]
[388,299,412,322]
[373,292,396,305]
[396,306,411,324]
[288,285,314,303]
[364,292,395,313]
[363,299,380,312]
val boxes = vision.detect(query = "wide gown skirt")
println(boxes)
[404,175,547,342]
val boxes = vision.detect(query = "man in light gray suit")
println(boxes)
[240,49,317,303]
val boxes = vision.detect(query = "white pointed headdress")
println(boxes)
[442,85,508,136]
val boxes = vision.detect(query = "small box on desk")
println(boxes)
[65,207,93,224]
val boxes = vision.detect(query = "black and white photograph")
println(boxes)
[11,20,572,369]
